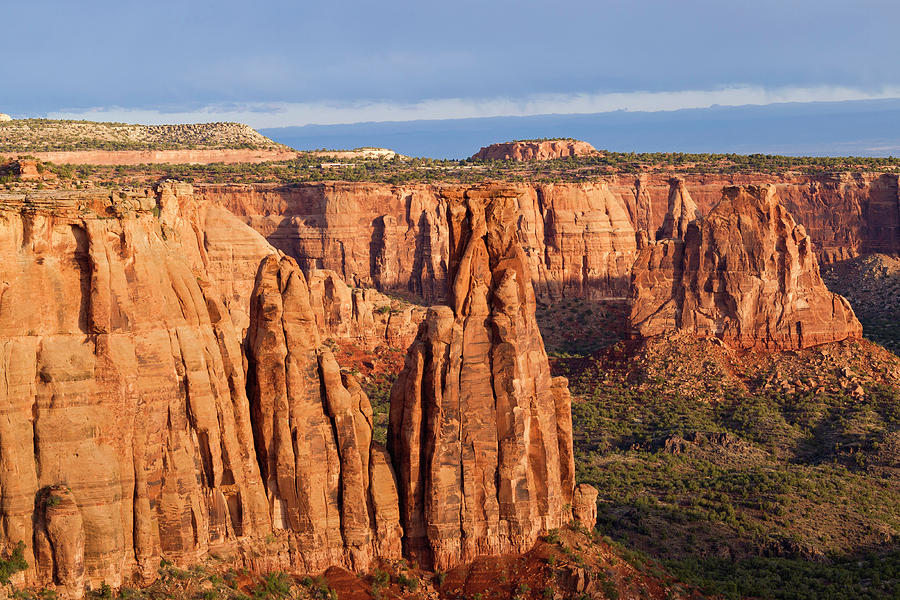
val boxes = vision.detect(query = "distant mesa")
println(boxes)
[0,113,12,122]
[471,138,599,161]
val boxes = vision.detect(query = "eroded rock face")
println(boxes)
[196,182,637,303]
[0,185,406,596]
[0,189,272,595]
[388,185,584,570]
[629,185,862,350]
[247,255,402,572]
[656,178,701,240]
[471,140,599,161]
[307,269,425,352]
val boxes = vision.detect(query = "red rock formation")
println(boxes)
[195,181,637,302]
[0,189,272,595]
[247,255,402,572]
[0,185,406,596]
[307,269,424,352]
[629,185,862,350]
[656,178,701,240]
[471,139,599,161]
[387,185,587,570]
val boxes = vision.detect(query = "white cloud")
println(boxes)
[47,85,900,129]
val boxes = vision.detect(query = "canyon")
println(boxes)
[0,164,895,598]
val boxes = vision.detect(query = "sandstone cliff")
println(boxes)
[194,174,899,306]
[247,255,402,572]
[387,185,585,570]
[471,139,599,161]
[0,182,591,597]
[0,185,410,596]
[629,184,862,349]
[195,181,638,302]
[0,187,272,593]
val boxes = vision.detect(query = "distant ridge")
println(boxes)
[0,119,286,153]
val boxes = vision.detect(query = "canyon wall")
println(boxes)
[195,173,900,304]
[629,185,862,349]
[0,185,410,595]
[195,181,639,302]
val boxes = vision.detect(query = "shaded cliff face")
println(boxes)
[195,173,899,306]
[195,181,638,303]
[387,185,583,571]
[629,184,862,350]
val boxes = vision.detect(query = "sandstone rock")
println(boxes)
[0,186,405,594]
[388,184,584,570]
[247,254,402,572]
[656,178,701,240]
[196,182,637,304]
[471,139,599,161]
[573,484,599,531]
[306,269,424,352]
[0,190,272,592]
[34,486,85,597]
[629,185,863,350]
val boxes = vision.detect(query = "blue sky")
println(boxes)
[3,0,900,127]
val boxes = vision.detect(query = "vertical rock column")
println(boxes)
[388,185,586,571]
[247,255,402,572]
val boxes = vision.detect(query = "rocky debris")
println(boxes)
[656,178,701,240]
[0,113,12,122]
[388,185,590,570]
[629,184,862,350]
[247,255,402,572]
[471,139,599,161]
[822,253,900,353]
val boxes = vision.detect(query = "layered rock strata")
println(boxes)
[0,181,592,596]
[195,174,900,305]
[195,181,638,302]
[0,188,272,594]
[387,185,585,570]
[629,185,862,349]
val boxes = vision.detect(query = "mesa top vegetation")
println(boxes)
[0,119,286,152]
